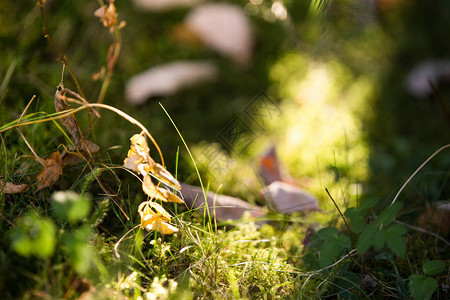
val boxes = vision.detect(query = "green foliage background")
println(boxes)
[1,0,449,299]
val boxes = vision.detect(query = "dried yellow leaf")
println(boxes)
[141,213,159,230]
[141,214,178,235]
[148,163,181,190]
[138,201,178,234]
[127,133,152,165]
[123,153,143,172]
[125,132,182,236]
[118,20,127,30]
[147,201,172,220]
[161,189,184,203]
[130,133,150,156]
[138,201,171,221]
[155,221,178,235]
[142,174,166,201]
[142,174,184,203]
[94,3,118,28]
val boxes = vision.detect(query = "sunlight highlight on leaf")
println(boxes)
[124,133,183,235]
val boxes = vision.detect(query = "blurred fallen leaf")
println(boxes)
[185,3,253,66]
[181,183,265,221]
[125,61,218,105]
[259,145,299,186]
[406,60,450,98]
[36,151,63,192]
[171,23,203,46]
[0,179,30,194]
[261,181,319,213]
[418,202,450,235]
[259,146,283,185]
[132,0,202,11]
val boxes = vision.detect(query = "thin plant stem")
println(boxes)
[16,129,46,167]
[37,0,85,100]
[1,102,165,167]
[159,103,209,215]
[98,42,121,104]
[38,1,96,141]
[325,187,353,235]
[16,95,46,166]
[391,144,450,205]
[393,220,450,247]
[18,95,37,123]
[114,224,140,259]
[97,0,123,104]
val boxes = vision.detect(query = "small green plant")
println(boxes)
[9,191,104,276]
[409,260,446,300]
[2,1,449,298]
[10,210,56,259]
[303,145,450,299]
[315,227,351,268]
[351,201,407,257]
[52,190,91,223]
[52,191,102,275]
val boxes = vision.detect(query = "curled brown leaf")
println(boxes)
[36,151,63,192]
[55,84,100,154]
[55,83,82,148]
[0,179,30,194]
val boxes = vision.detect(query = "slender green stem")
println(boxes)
[325,187,353,235]
[0,102,165,167]
[38,0,96,141]
[159,104,208,213]
[391,144,450,205]
[38,0,85,100]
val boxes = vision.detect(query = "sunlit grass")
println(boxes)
[1,1,449,299]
